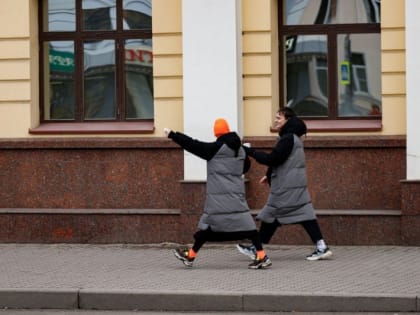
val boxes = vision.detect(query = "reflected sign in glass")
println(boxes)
[49,49,75,72]
[46,41,75,120]
[337,33,381,117]
[285,34,328,117]
[340,61,351,85]
[125,39,153,119]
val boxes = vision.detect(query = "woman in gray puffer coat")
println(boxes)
[237,108,332,261]
[164,118,271,269]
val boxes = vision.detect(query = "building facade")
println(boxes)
[0,0,419,245]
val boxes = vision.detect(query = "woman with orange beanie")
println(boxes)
[164,118,271,269]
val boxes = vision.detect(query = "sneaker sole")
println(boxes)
[248,260,272,270]
[306,250,333,261]
[236,244,256,260]
[248,263,272,269]
[173,249,193,267]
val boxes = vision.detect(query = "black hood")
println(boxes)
[280,116,307,137]
[216,132,242,156]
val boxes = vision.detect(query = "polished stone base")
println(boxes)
[0,135,417,245]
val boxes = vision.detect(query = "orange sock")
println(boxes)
[256,250,266,260]
[188,248,197,258]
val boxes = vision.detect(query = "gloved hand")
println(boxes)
[163,128,172,137]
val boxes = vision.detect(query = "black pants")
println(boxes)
[259,219,323,244]
[192,228,264,253]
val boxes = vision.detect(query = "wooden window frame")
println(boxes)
[278,1,381,132]
[34,0,154,134]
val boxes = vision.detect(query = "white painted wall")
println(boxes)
[182,0,243,180]
[406,0,420,179]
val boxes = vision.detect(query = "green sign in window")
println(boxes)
[50,49,74,73]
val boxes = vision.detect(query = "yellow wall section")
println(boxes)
[0,82,30,102]
[153,0,183,135]
[153,35,182,55]
[0,0,409,138]
[0,103,31,137]
[0,0,30,38]
[381,0,406,135]
[154,99,183,134]
[382,52,406,73]
[381,96,406,134]
[0,0,31,138]
[242,0,274,136]
[0,60,30,80]
[243,33,272,53]
[382,30,405,50]
[0,40,30,59]
[243,55,272,75]
[244,99,274,135]
[152,0,182,33]
[153,56,183,77]
[382,0,405,28]
[243,0,271,31]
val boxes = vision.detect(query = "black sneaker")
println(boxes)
[173,247,195,267]
[236,244,257,260]
[306,247,332,261]
[248,255,272,269]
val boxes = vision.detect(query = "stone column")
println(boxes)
[182,0,243,180]
[401,0,420,245]
[406,0,420,180]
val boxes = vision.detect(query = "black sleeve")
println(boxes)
[249,134,294,167]
[168,131,220,161]
[265,167,272,186]
[243,148,251,174]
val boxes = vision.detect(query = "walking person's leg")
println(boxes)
[259,220,281,244]
[237,220,281,258]
[247,230,272,269]
[206,229,272,269]
[300,219,332,261]
[173,229,210,267]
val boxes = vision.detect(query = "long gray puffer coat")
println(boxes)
[256,133,316,224]
[199,143,257,232]
[168,130,256,233]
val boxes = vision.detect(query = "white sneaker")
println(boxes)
[306,247,332,261]
[236,244,256,260]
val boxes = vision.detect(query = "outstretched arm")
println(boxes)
[167,130,220,161]
[246,134,294,167]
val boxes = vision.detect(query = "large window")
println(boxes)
[39,0,153,123]
[279,0,381,121]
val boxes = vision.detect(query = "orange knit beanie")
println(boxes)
[213,118,230,138]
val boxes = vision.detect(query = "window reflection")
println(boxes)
[83,0,116,31]
[338,34,381,116]
[84,40,116,119]
[45,0,76,31]
[46,41,75,120]
[285,0,380,25]
[125,39,153,119]
[123,0,152,30]
[285,35,328,117]
[42,0,153,122]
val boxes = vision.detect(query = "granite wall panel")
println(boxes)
[0,136,414,245]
